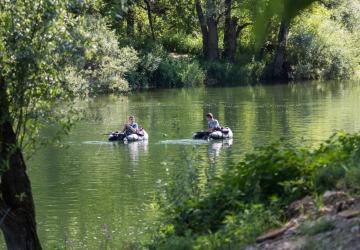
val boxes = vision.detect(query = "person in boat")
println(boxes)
[122,115,139,135]
[206,113,221,132]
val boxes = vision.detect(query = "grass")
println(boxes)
[298,218,336,236]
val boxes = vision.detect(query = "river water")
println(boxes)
[10,81,360,248]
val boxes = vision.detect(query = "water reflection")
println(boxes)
[125,141,149,164]
[208,139,233,161]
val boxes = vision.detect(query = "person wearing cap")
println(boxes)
[206,113,220,132]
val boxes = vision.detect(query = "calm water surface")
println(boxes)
[13,81,360,248]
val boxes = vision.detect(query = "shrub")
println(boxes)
[161,32,202,55]
[154,57,205,88]
[344,165,360,193]
[204,60,266,86]
[288,6,359,80]
[64,16,139,95]
[126,44,166,89]
[127,44,205,89]
[298,218,336,236]
[150,132,360,249]
[195,204,280,249]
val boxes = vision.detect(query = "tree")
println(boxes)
[0,1,75,248]
[273,16,290,80]
[250,0,318,80]
[144,0,156,40]
[223,0,252,62]
[195,0,219,61]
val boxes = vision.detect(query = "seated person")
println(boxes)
[122,115,139,135]
[206,113,221,132]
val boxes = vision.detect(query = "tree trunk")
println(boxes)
[223,0,251,62]
[273,17,290,80]
[205,0,219,61]
[126,8,135,36]
[0,78,42,250]
[144,0,155,40]
[223,0,236,62]
[195,0,219,61]
[256,21,272,61]
[206,18,219,61]
[195,0,208,58]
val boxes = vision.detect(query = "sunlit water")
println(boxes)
[4,81,360,248]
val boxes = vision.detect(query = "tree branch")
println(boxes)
[236,22,252,37]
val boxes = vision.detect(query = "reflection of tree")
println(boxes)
[76,95,130,130]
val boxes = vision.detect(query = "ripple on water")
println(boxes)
[158,139,209,145]
[81,141,113,145]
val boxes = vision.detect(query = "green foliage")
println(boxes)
[127,45,205,89]
[126,44,166,89]
[161,32,202,55]
[252,0,317,48]
[150,132,360,248]
[204,61,267,85]
[94,0,359,86]
[64,16,139,95]
[0,0,77,154]
[152,235,195,250]
[288,5,359,80]
[155,57,205,88]
[298,218,336,236]
[194,205,280,250]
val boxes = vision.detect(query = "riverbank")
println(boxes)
[247,191,360,250]
[148,132,360,249]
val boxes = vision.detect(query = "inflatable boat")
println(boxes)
[108,129,149,142]
[193,127,233,140]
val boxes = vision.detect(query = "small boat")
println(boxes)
[108,129,149,142]
[193,127,233,140]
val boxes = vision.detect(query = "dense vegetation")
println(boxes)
[72,0,359,90]
[4,0,358,96]
[149,132,360,249]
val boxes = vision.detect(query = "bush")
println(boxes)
[154,57,205,88]
[64,16,139,95]
[298,218,336,236]
[126,44,166,89]
[204,60,267,86]
[161,32,202,55]
[127,44,205,89]
[288,5,359,80]
[150,132,360,249]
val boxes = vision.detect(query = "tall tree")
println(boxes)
[273,16,290,80]
[144,0,156,40]
[0,1,76,248]
[0,79,42,249]
[126,7,135,36]
[223,0,252,62]
[195,0,219,61]
[251,0,317,79]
